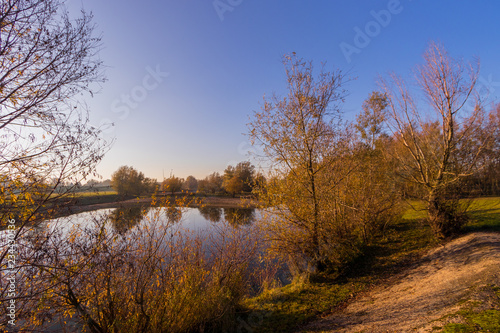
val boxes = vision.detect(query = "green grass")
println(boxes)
[437,284,500,333]
[465,197,500,233]
[74,190,117,197]
[240,280,362,333]
[71,191,124,206]
[241,197,500,333]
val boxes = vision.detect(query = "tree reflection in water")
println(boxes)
[197,206,223,222]
[223,208,255,225]
[165,206,183,224]
[108,206,149,234]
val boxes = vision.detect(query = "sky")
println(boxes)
[67,0,500,181]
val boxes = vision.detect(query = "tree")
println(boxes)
[162,175,183,194]
[0,0,108,329]
[380,42,495,237]
[234,161,255,192]
[0,0,107,219]
[225,176,244,197]
[249,54,355,273]
[111,166,154,196]
[222,161,255,195]
[355,91,388,149]
[198,172,223,195]
[183,175,198,192]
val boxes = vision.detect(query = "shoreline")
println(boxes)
[68,195,259,215]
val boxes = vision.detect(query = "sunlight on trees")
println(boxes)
[249,54,400,276]
[111,166,156,197]
[222,161,256,196]
[380,42,497,237]
[162,175,183,195]
[197,172,223,195]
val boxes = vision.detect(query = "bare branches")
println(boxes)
[0,0,109,328]
[380,42,491,237]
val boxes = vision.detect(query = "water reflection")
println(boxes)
[196,207,255,225]
[108,206,149,234]
[165,207,183,224]
[223,208,255,225]
[198,207,222,222]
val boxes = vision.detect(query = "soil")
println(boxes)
[300,232,500,332]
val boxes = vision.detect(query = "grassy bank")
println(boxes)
[240,197,500,333]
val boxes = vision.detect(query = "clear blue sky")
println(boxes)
[69,0,500,181]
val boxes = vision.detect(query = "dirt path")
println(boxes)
[300,232,500,332]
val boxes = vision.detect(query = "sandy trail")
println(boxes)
[300,232,500,332]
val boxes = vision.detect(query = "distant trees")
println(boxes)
[380,42,496,237]
[183,175,198,192]
[111,166,156,196]
[162,175,183,194]
[222,161,255,196]
[198,172,223,195]
[224,176,244,197]
[355,91,388,149]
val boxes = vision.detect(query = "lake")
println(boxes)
[43,205,258,235]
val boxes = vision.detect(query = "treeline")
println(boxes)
[108,161,266,197]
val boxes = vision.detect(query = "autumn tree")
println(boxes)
[380,42,495,237]
[162,175,183,194]
[355,91,388,149]
[198,172,223,195]
[111,166,155,196]
[222,161,255,195]
[249,54,358,273]
[224,176,244,197]
[183,175,198,192]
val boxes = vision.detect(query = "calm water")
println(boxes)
[44,205,258,235]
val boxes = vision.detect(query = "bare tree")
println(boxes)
[0,0,109,329]
[380,42,493,237]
